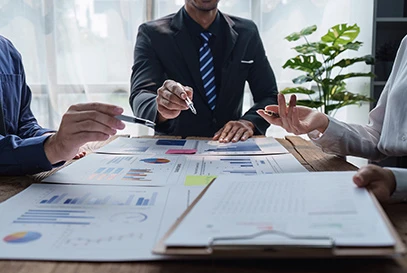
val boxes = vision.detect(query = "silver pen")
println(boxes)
[177,83,197,115]
[115,114,155,128]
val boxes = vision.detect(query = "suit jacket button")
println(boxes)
[212,118,217,124]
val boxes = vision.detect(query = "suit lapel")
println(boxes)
[216,13,238,114]
[221,13,238,67]
[171,10,207,103]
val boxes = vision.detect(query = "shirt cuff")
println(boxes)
[15,135,55,174]
[308,118,344,150]
[387,167,407,201]
[34,128,55,137]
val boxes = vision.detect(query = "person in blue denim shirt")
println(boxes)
[0,35,126,175]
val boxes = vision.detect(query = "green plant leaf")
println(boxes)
[285,25,317,42]
[296,100,324,108]
[344,41,363,51]
[301,25,317,36]
[292,75,313,84]
[330,91,372,102]
[321,24,360,46]
[292,42,327,55]
[333,55,374,68]
[283,55,322,73]
[281,87,315,95]
[334,72,375,82]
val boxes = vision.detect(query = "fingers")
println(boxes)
[62,110,125,133]
[217,122,233,142]
[68,102,123,116]
[353,165,381,187]
[157,86,188,110]
[213,121,254,143]
[257,109,283,127]
[157,81,194,120]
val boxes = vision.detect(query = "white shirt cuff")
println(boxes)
[387,167,407,202]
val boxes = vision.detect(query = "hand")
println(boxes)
[213,120,254,143]
[73,151,86,160]
[156,80,193,123]
[257,93,329,135]
[353,165,396,203]
[44,103,126,164]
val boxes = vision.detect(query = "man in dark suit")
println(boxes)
[130,0,278,142]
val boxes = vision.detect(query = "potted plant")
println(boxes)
[282,24,374,115]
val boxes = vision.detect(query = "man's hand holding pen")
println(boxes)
[156,80,195,123]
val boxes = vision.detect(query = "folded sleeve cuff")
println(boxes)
[387,167,407,201]
[14,135,55,174]
[308,117,345,153]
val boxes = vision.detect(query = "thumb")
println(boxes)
[353,165,377,187]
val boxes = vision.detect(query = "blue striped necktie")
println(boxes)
[199,32,217,110]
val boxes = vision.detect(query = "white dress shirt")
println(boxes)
[309,35,407,194]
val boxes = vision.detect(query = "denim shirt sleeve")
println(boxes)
[0,35,55,175]
[0,134,54,175]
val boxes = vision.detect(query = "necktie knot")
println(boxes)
[200,32,212,45]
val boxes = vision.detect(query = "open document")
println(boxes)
[43,153,306,186]
[0,183,203,261]
[156,172,404,257]
[96,137,288,156]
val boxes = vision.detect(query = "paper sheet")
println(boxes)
[0,184,203,261]
[43,153,306,186]
[96,137,288,156]
[165,172,395,247]
[96,137,198,155]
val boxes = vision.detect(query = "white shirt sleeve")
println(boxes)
[387,167,407,201]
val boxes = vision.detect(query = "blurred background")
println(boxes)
[0,0,375,165]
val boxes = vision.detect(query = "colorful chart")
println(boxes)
[140,158,170,164]
[3,231,42,244]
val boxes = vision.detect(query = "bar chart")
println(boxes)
[122,169,152,181]
[202,142,261,153]
[38,191,159,207]
[135,192,158,207]
[88,167,124,180]
[13,209,95,226]
[220,158,257,175]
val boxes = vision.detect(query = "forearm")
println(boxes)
[310,117,385,160]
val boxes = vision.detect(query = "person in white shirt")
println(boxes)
[257,34,407,202]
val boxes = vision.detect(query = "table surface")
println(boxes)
[1,136,407,273]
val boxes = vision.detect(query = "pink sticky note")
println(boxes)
[166,149,197,154]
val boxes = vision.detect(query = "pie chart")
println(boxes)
[140,158,170,164]
[3,231,42,244]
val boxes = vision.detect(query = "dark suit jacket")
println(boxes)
[130,8,278,137]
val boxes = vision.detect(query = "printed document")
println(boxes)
[165,172,395,248]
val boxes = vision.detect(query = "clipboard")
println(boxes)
[153,175,406,258]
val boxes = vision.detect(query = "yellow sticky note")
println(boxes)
[184,175,217,186]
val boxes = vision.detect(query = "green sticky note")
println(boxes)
[184,175,217,186]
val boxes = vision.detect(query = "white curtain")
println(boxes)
[0,0,373,140]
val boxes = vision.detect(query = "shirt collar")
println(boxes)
[182,6,221,38]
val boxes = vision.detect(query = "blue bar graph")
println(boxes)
[13,209,94,225]
[39,192,157,207]
[135,192,158,207]
[220,158,254,168]
[136,197,144,206]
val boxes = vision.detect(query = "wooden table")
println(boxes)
[1,136,406,273]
